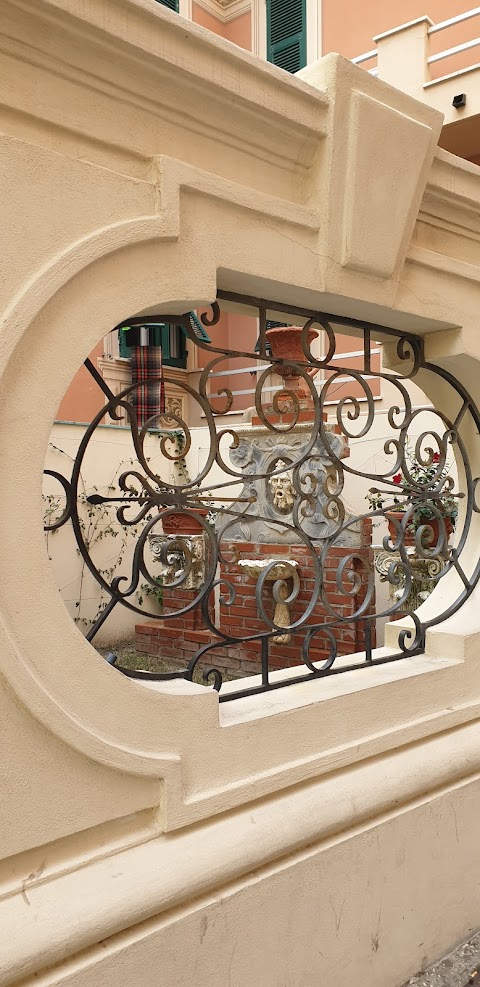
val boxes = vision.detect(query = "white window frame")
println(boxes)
[252,0,321,64]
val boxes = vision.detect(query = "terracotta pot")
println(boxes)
[386,511,454,547]
[415,514,454,545]
[161,507,209,536]
[386,511,415,546]
[265,325,316,387]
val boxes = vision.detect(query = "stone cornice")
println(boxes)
[193,0,251,22]
[2,0,464,332]
[233,420,333,438]
[421,148,480,237]
[1,0,326,184]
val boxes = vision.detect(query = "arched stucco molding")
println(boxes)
[2,205,480,831]
[381,341,480,657]
[0,217,221,787]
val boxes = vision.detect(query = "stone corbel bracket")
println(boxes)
[298,54,444,292]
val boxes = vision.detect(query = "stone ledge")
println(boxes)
[3,720,480,984]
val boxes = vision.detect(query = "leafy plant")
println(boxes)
[366,445,458,532]
[43,426,220,635]
[43,444,163,632]
[137,577,164,608]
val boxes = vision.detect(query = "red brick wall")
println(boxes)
[136,520,375,680]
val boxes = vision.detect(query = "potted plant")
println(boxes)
[366,447,458,547]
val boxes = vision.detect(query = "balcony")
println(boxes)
[353,7,480,159]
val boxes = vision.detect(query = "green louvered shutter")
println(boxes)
[118,327,134,358]
[267,0,306,74]
[266,320,290,330]
[150,325,168,353]
[118,322,188,368]
[155,0,179,10]
[167,326,187,368]
[149,324,187,368]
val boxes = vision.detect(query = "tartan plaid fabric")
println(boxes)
[130,345,165,428]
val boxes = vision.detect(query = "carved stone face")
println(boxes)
[269,460,295,515]
[226,427,355,545]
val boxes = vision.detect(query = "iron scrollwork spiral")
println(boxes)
[43,292,480,701]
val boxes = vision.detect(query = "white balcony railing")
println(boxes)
[352,7,480,93]
[351,48,378,77]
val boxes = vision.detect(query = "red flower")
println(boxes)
[432,452,440,464]
[393,473,402,484]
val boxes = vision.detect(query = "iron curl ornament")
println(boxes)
[43,292,480,702]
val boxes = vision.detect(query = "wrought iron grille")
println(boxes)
[44,292,480,701]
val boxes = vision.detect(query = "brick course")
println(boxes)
[136,519,375,679]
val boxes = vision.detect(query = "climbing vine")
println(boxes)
[43,427,217,635]
[43,439,167,633]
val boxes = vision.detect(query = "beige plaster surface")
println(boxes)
[4,730,480,984]
[2,1,480,982]
[17,783,480,987]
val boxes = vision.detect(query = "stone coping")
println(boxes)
[2,715,480,984]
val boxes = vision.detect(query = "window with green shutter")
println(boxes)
[154,0,179,10]
[267,0,306,74]
[151,325,187,368]
[118,325,187,369]
[118,326,133,360]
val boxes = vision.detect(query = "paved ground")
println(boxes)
[404,931,480,986]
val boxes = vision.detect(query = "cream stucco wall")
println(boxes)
[2,2,480,984]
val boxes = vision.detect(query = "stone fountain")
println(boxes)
[237,558,300,644]
[137,325,374,676]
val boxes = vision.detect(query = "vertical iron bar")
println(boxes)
[261,636,269,689]
[364,328,372,374]
[453,398,469,432]
[256,305,268,360]
[364,621,373,663]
